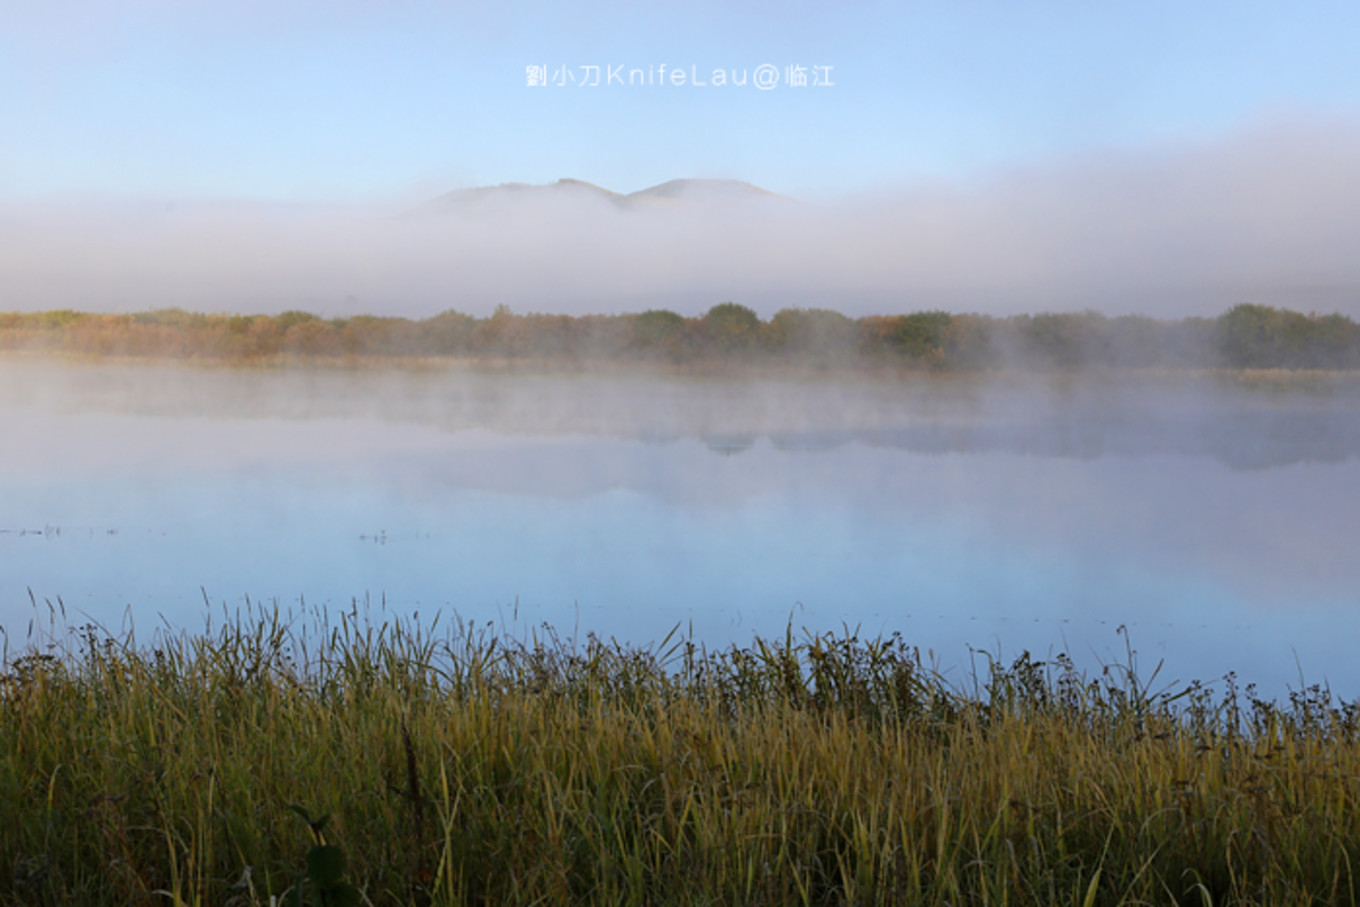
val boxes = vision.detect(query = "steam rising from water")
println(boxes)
[4,359,1360,694]
[4,116,1360,318]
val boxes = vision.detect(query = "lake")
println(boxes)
[3,359,1359,698]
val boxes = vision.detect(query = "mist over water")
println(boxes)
[3,359,1360,698]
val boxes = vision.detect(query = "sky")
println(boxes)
[3,1,1360,317]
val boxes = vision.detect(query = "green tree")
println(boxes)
[631,309,688,358]
[1218,303,1286,368]
[422,310,477,355]
[702,302,761,352]
[767,308,857,358]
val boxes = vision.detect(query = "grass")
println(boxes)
[4,603,1360,905]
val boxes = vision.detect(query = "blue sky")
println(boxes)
[5,1,1360,318]
[5,0,1360,200]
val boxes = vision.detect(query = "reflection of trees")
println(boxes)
[703,435,756,456]
[763,412,1360,470]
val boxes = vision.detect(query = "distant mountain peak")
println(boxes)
[424,177,785,214]
[555,177,620,194]
[625,178,782,203]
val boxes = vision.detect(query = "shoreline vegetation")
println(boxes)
[4,606,1360,904]
[3,302,1360,374]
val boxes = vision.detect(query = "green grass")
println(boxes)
[4,604,1360,905]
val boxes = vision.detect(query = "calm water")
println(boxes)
[3,360,1360,697]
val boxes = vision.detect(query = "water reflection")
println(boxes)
[2,360,1359,697]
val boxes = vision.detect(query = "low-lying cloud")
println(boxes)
[4,115,1360,319]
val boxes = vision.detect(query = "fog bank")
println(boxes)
[4,117,1359,319]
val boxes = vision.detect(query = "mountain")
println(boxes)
[428,178,624,211]
[422,178,786,214]
[624,178,782,205]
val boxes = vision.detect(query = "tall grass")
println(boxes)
[3,602,1360,905]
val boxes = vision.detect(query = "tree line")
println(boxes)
[1,302,1357,370]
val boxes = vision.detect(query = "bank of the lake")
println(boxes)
[4,613,1360,906]
[5,302,1360,374]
